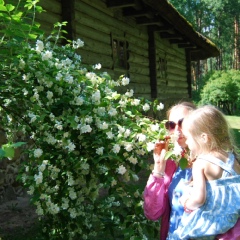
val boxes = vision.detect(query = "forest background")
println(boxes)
[168,0,240,115]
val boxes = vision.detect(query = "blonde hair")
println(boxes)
[185,105,237,156]
[166,101,196,119]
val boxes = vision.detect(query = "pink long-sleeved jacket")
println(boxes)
[143,160,176,240]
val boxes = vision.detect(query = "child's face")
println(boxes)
[182,124,198,158]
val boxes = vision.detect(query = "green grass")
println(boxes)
[225,115,240,148]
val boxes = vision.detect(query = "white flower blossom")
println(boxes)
[22,88,28,96]
[34,172,43,184]
[143,103,150,111]
[111,179,117,187]
[72,38,84,49]
[157,102,164,110]
[69,188,77,200]
[124,129,131,138]
[124,143,133,152]
[64,73,73,84]
[172,141,183,157]
[119,99,127,107]
[96,147,104,155]
[47,91,53,100]
[19,59,25,69]
[121,77,130,86]
[117,165,127,175]
[108,107,117,116]
[146,142,155,152]
[80,124,92,133]
[106,131,114,139]
[36,204,44,216]
[38,162,47,172]
[81,163,89,170]
[34,148,43,158]
[128,156,138,164]
[36,40,44,52]
[92,90,101,103]
[99,122,108,130]
[137,133,146,142]
[66,141,76,152]
[46,134,57,145]
[22,73,30,81]
[28,112,37,123]
[93,63,101,69]
[131,99,140,106]
[125,89,134,97]
[41,50,52,61]
[112,144,120,153]
[27,185,35,195]
[75,96,84,105]
[69,208,77,218]
[54,121,63,130]
[56,72,63,81]
[150,124,159,132]
[61,198,69,210]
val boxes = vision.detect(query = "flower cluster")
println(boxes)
[1,30,166,238]
[164,132,190,169]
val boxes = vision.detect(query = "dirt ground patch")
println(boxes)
[0,196,38,239]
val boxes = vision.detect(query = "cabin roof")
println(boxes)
[107,0,220,61]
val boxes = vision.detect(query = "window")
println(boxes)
[111,37,128,70]
[157,51,168,82]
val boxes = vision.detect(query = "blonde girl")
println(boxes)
[169,105,240,239]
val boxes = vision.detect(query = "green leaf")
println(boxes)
[179,157,188,170]
[0,5,7,11]
[0,149,5,158]
[5,4,15,12]
[164,150,173,160]
[11,142,26,148]
[2,145,14,159]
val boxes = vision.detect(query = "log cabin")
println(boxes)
[36,0,220,107]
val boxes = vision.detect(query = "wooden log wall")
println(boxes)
[155,33,189,104]
[35,0,189,102]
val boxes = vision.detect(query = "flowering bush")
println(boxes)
[0,2,172,238]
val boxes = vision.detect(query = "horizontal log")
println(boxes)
[78,49,113,69]
[128,72,150,84]
[128,41,148,58]
[75,1,148,41]
[39,0,61,14]
[75,24,111,45]
[77,36,112,56]
[117,83,151,95]
[164,80,188,88]
[166,72,187,81]
[128,52,149,65]
[129,62,149,75]
[36,11,61,27]
[75,11,112,35]
[167,61,186,71]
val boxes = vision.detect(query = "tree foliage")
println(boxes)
[200,70,240,114]
[168,0,240,70]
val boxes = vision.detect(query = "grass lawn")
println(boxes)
[225,115,240,148]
